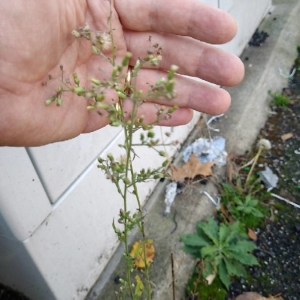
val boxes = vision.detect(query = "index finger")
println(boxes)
[115,0,237,44]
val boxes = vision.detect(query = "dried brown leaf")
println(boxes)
[281,132,293,141]
[248,228,257,241]
[220,203,236,223]
[170,154,214,182]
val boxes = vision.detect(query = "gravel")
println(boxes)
[227,42,300,300]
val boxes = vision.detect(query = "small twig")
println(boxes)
[170,210,178,234]
[171,252,176,300]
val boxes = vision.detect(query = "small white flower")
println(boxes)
[96,32,112,51]
[257,138,272,150]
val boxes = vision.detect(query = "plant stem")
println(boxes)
[245,147,262,185]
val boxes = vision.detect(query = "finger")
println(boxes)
[124,31,244,87]
[122,100,194,126]
[115,0,237,44]
[132,69,231,115]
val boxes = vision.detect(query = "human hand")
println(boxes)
[0,0,244,146]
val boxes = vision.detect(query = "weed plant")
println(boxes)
[268,90,290,107]
[181,141,274,298]
[181,217,259,291]
[45,6,178,300]
[220,181,268,229]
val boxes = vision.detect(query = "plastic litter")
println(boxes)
[202,191,220,210]
[206,114,224,132]
[259,165,279,190]
[183,136,227,166]
[271,193,300,209]
[278,67,296,79]
[163,182,178,215]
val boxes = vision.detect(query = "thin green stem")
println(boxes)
[108,0,116,66]
[122,126,134,299]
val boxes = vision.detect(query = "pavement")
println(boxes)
[86,1,300,299]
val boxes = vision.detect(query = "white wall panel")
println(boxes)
[198,0,218,8]
[28,126,121,203]
[219,0,272,56]
[219,0,234,12]
[0,147,51,241]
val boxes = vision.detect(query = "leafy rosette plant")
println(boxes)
[181,217,259,289]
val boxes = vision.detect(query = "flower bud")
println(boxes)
[117,91,127,99]
[123,178,131,185]
[73,87,85,96]
[71,30,81,38]
[73,73,80,86]
[56,97,63,106]
[44,96,55,106]
[95,93,105,102]
[89,77,101,86]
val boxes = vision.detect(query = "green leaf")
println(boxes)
[223,257,246,277]
[249,199,259,206]
[224,222,240,244]
[235,198,243,206]
[182,245,200,256]
[218,260,231,290]
[200,245,218,258]
[219,222,230,244]
[243,207,252,214]
[180,234,209,247]
[251,209,264,218]
[202,260,214,278]
[198,218,219,244]
[229,251,259,266]
[234,240,257,252]
[204,260,214,275]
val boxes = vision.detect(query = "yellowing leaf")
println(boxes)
[134,275,144,297]
[170,154,215,182]
[130,239,155,269]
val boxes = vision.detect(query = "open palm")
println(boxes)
[0,0,244,146]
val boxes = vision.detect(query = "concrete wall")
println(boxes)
[0,1,271,299]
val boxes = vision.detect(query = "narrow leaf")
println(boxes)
[218,261,231,290]
[200,245,217,258]
[230,251,259,266]
[223,257,246,277]
[198,218,219,244]
[180,234,209,247]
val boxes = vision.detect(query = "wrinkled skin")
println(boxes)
[0,0,244,146]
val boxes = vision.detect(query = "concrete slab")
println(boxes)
[86,0,300,299]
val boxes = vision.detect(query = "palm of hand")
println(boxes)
[0,0,244,146]
[0,0,128,145]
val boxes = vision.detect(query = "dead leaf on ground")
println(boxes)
[248,228,257,241]
[235,292,267,300]
[220,203,236,223]
[281,132,293,141]
[204,272,216,285]
[130,239,155,269]
[170,154,215,182]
